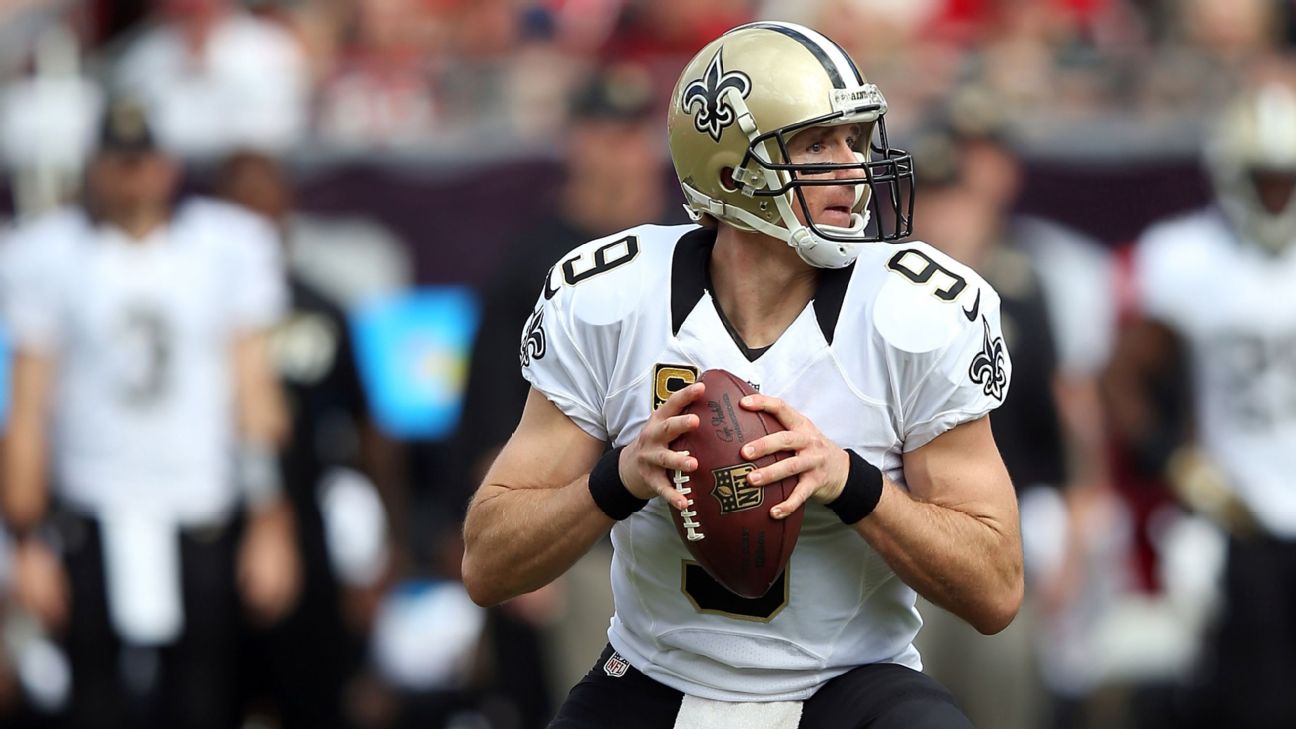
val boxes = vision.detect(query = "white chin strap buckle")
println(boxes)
[788,226,815,250]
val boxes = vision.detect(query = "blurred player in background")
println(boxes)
[0,100,297,729]
[219,150,395,729]
[451,63,671,726]
[464,22,1022,729]
[1107,77,1296,729]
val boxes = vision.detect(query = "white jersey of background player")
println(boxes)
[463,21,1022,718]
[1,198,284,525]
[1132,83,1296,537]
[1113,80,1296,729]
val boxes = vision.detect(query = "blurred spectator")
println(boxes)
[219,150,396,729]
[1106,78,1296,729]
[450,64,675,727]
[0,99,298,729]
[1138,0,1282,115]
[315,0,445,147]
[113,0,310,158]
[437,0,567,139]
[601,0,753,106]
[1,19,101,216]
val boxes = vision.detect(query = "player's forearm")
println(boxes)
[854,480,1024,634]
[461,477,613,607]
[1,425,50,532]
[233,332,290,447]
[2,354,54,533]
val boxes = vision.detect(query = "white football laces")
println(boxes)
[673,469,704,541]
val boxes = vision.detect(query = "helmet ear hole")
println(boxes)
[719,167,739,193]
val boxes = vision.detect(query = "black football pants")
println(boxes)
[58,512,241,729]
[550,644,973,729]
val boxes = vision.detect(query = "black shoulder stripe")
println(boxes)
[813,263,854,345]
[671,227,716,335]
[742,22,846,89]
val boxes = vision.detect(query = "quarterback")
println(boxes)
[462,22,1022,728]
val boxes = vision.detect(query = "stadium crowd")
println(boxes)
[0,0,1295,728]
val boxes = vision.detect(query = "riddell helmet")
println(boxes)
[1207,82,1296,253]
[667,22,914,269]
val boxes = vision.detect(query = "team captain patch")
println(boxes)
[652,363,699,410]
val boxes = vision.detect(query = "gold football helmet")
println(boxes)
[667,22,914,268]
[1208,81,1296,252]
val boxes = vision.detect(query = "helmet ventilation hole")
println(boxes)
[719,167,739,193]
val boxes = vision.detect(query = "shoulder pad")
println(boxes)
[540,224,687,326]
[868,242,997,355]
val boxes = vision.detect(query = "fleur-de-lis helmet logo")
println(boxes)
[968,317,1007,401]
[681,49,752,142]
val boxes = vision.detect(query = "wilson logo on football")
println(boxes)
[681,49,752,142]
[712,463,762,513]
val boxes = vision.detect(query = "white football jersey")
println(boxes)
[0,199,286,525]
[521,224,1011,701]
[1134,208,1296,537]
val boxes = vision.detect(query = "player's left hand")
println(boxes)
[238,499,302,625]
[738,394,850,519]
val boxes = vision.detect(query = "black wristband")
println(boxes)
[826,450,884,525]
[588,446,648,521]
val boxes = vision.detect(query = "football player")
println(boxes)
[0,100,297,729]
[1105,79,1296,729]
[462,22,1022,729]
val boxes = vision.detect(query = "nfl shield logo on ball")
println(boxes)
[604,652,630,678]
[712,464,761,513]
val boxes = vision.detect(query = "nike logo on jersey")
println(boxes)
[962,289,981,322]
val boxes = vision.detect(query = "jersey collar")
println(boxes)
[669,226,854,349]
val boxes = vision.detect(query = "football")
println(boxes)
[669,369,803,599]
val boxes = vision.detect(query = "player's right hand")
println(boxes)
[618,382,705,510]
[12,539,69,631]
[238,500,302,626]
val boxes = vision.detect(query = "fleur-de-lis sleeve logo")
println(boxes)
[520,306,546,367]
[968,316,1007,401]
[681,49,752,142]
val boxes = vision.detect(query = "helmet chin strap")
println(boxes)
[762,161,871,270]
[680,182,872,269]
